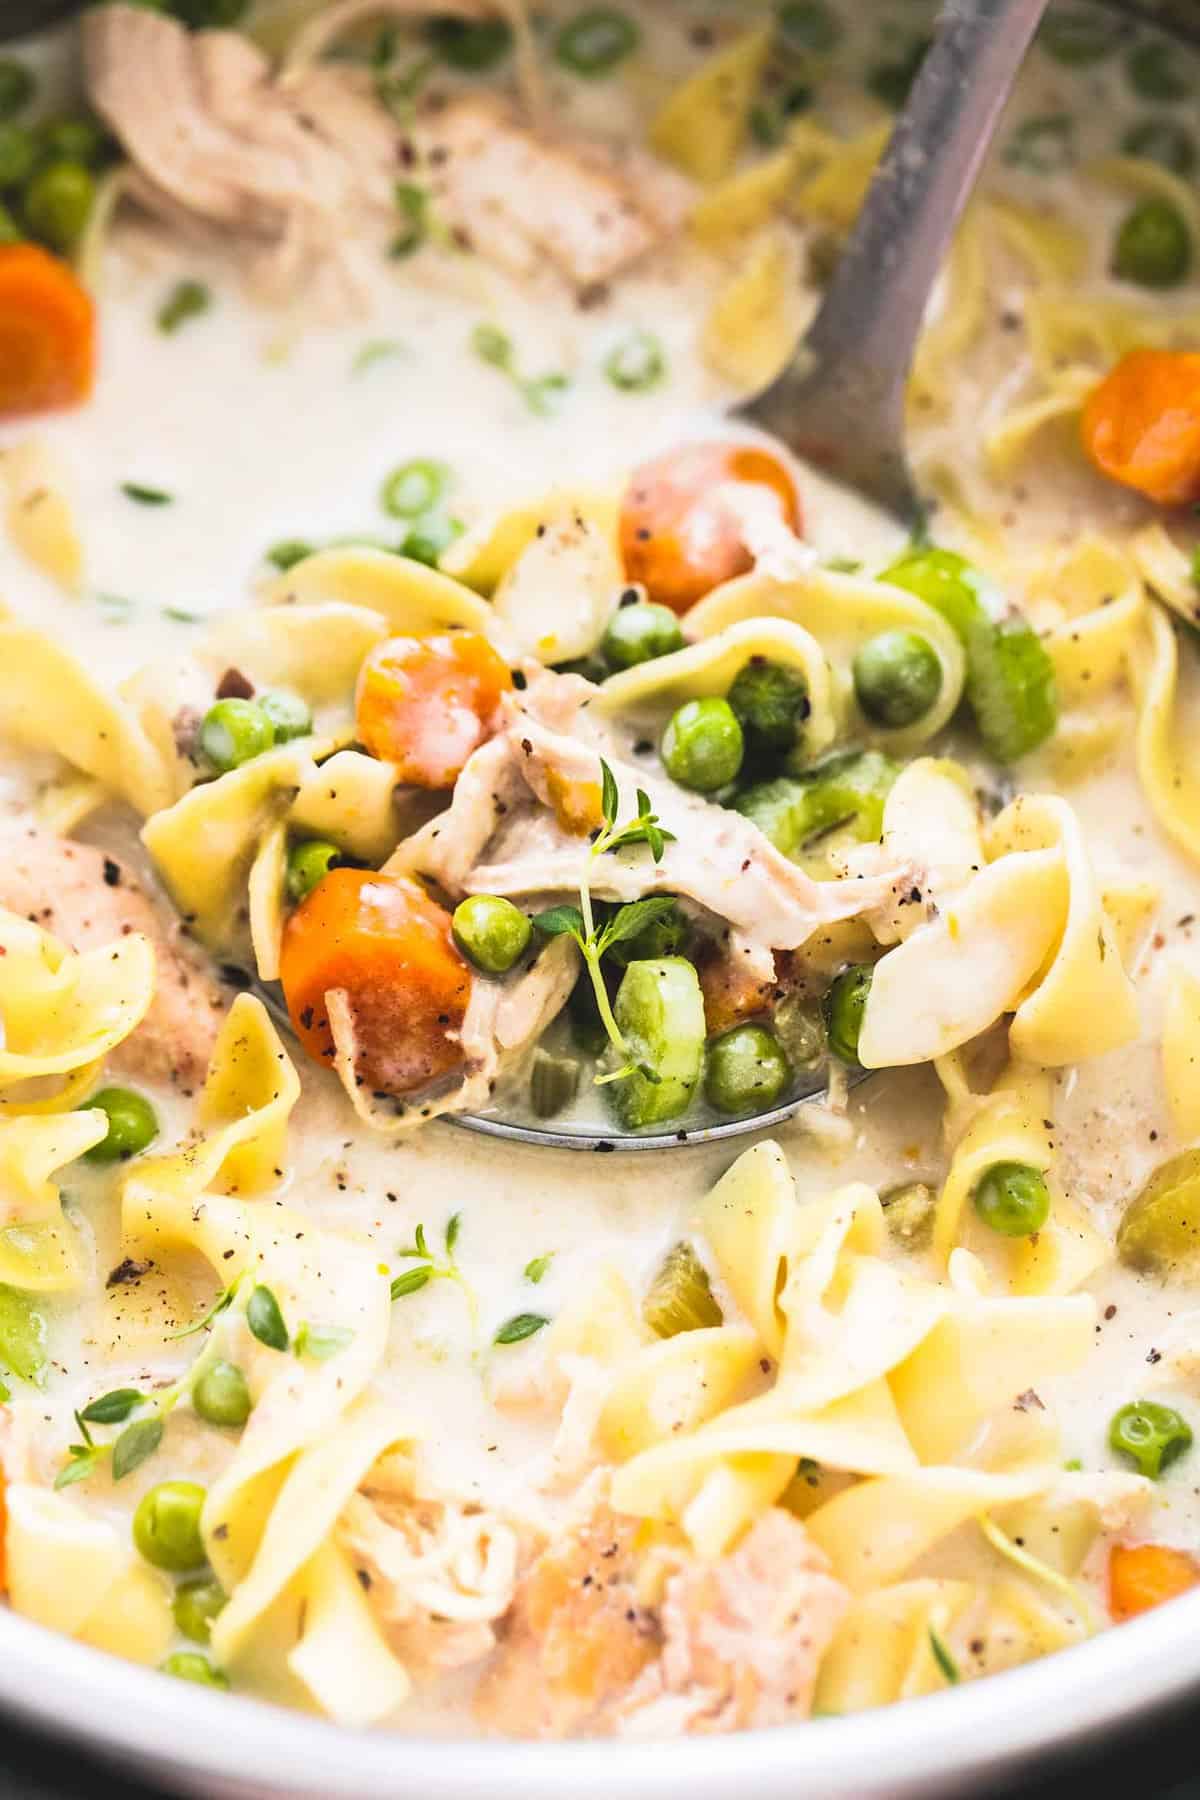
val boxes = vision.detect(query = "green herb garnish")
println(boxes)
[533,760,675,1084]
[157,280,211,335]
[928,1625,961,1686]
[121,482,173,506]
[390,1217,477,1324]
[493,1312,549,1345]
[246,1284,289,1352]
[524,1253,554,1284]
[470,322,570,416]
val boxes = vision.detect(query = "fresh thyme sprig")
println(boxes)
[533,759,676,1083]
[390,1214,479,1329]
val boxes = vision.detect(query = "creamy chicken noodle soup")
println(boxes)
[1,0,1200,1740]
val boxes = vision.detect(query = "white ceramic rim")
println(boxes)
[0,1582,1196,1798]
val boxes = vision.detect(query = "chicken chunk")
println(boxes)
[420,94,671,286]
[475,1504,847,1740]
[474,1505,660,1738]
[395,673,906,955]
[617,1510,848,1736]
[84,4,680,305]
[0,828,228,1091]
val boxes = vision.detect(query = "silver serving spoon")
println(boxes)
[457,0,1052,1151]
[744,0,1052,523]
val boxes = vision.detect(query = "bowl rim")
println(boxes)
[1,1582,1197,1797]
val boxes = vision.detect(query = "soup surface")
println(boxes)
[0,0,1199,1741]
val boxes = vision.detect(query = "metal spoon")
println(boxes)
[743,0,1052,523]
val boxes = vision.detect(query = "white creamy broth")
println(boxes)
[2,0,1200,1748]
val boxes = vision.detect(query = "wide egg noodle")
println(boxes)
[860,794,1137,1069]
[441,485,619,598]
[1164,961,1200,1141]
[118,1004,399,1719]
[490,503,622,664]
[0,908,155,1091]
[930,1062,1108,1295]
[684,563,966,756]
[0,440,84,595]
[0,619,174,818]
[594,615,837,755]
[1031,536,1145,706]
[813,1579,975,1714]
[261,546,493,636]
[208,601,389,710]
[5,1483,173,1667]
[648,22,771,184]
[141,738,334,950]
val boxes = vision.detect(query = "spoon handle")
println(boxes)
[805,0,1050,386]
[748,0,1050,516]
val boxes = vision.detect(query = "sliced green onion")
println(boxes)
[604,329,666,392]
[380,459,450,519]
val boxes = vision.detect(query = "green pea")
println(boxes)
[83,1087,159,1164]
[0,59,34,123]
[160,1652,229,1690]
[601,600,684,670]
[257,689,312,743]
[704,1024,792,1115]
[727,657,810,761]
[22,159,95,253]
[853,630,943,729]
[0,123,35,190]
[1121,119,1197,178]
[824,965,872,1065]
[1112,197,1192,289]
[1126,39,1190,102]
[174,0,250,24]
[35,116,111,170]
[660,696,744,792]
[427,16,512,70]
[133,1480,208,1573]
[555,8,640,77]
[172,1576,227,1645]
[199,698,276,773]
[777,1,839,55]
[1040,10,1126,66]
[380,458,449,520]
[192,1360,251,1430]
[452,894,532,974]
[1109,1400,1193,1480]
[286,839,342,905]
[972,1161,1051,1238]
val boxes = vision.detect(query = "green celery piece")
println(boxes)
[605,958,705,1129]
[0,1284,47,1386]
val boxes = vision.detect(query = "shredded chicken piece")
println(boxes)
[476,1503,848,1740]
[84,3,679,306]
[0,827,228,1091]
[339,1453,521,1675]
[475,1503,660,1737]
[614,1511,848,1737]
[420,94,673,287]
[394,672,907,954]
